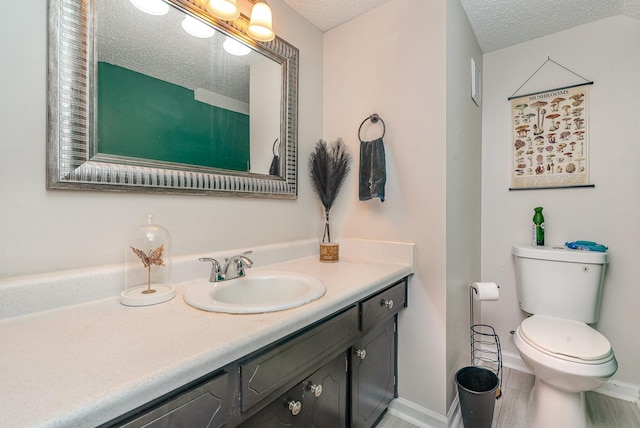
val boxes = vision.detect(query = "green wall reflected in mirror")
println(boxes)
[98,62,250,172]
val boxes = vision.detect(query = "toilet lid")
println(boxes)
[520,315,612,361]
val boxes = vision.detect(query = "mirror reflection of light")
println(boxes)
[223,37,251,56]
[181,16,216,38]
[129,0,169,16]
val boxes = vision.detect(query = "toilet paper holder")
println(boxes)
[469,284,503,398]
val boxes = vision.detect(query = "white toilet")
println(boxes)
[512,244,617,428]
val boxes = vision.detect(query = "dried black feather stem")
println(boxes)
[309,138,352,243]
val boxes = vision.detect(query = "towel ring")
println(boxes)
[358,113,386,142]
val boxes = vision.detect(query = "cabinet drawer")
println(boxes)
[240,306,358,412]
[360,279,407,331]
[119,372,228,428]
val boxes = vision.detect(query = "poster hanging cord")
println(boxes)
[508,56,593,100]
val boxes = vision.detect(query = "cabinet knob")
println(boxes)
[355,349,367,360]
[288,400,302,416]
[308,383,323,397]
[382,299,394,309]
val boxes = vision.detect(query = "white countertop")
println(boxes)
[0,239,414,427]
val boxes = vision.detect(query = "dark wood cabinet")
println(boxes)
[305,352,349,427]
[239,352,348,428]
[106,277,408,428]
[351,318,397,428]
[116,372,229,428]
[239,307,357,413]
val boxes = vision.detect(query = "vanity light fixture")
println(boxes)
[223,36,251,56]
[129,0,169,15]
[247,1,275,42]
[181,15,216,38]
[206,0,275,42]
[206,0,240,21]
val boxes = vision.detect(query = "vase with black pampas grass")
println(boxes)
[309,138,352,262]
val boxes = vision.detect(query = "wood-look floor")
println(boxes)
[378,368,640,428]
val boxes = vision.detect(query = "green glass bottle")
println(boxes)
[532,207,545,246]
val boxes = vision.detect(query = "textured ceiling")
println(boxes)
[282,0,640,53]
[459,0,640,52]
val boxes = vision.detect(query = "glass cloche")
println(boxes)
[121,214,175,306]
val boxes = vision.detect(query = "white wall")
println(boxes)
[324,0,481,418]
[481,15,640,389]
[445,0,483,411]
[0,0,324,277]
[250,58,282,174]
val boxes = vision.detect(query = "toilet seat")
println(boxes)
[520,315,613,364]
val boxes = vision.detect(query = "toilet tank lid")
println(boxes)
[512,244,608,264]
[520,315,612,361]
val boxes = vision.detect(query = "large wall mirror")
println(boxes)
[47,0,299,198]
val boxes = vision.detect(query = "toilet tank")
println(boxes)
[512,245,608,323]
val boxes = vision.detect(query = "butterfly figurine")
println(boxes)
[130,244,165,268]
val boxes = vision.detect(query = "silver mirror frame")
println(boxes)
[47,0,299,198]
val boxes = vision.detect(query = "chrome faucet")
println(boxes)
[223,251,254,279]
[199,251,253,282]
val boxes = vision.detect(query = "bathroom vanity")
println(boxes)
[111,278,406,427]
[0,239,414,427]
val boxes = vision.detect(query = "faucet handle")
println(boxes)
[199,257,223,282]
[239,251,254,267]
[232,251,253,277]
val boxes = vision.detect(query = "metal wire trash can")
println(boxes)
[469,285,502,397]
[470,323,502,397]
[455,366,499,428]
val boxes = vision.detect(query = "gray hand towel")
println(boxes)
[359,137,386,202]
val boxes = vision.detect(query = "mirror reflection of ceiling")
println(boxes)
[97,0,268,104]
[283,0,640,53]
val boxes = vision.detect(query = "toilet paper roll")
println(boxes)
[472,282,500,301]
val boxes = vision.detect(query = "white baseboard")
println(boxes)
[594,377,640,403]
[388,398,449,428]
[502,350,640,404]
[447,396,462,428]
[501,350,532,374]
[387,396,462,428]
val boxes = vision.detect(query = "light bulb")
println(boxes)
[248,2,275,42]
[206,0,240,21]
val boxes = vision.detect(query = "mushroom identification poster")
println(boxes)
[510,84,590,189]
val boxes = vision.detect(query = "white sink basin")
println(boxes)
[183,271,326,314]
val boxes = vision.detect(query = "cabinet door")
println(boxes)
[240,353,348,428]
[240,306,357,412]
[304,351,348,428]
[351,318,397,428]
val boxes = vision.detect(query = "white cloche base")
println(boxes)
[120,284,176,306]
